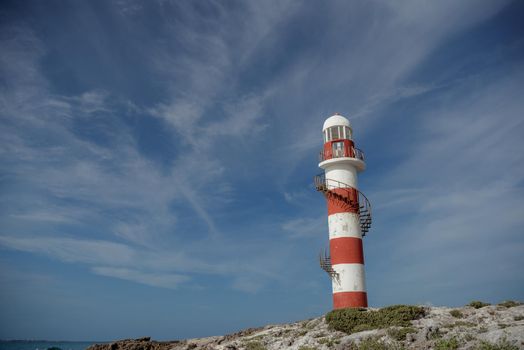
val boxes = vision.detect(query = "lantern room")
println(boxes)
[322,113,353,142]
[319,114,365,167]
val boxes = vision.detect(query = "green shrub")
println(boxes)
[302,320,317,330]
[452,321,475,328]
[245,341,266,350]
[298,346,317,350]
[477,339,519,350]
[464,334,475,342]
[318,337,340,348]
[387,327,416,341]
[449,309,463,318]
[498,300,522,308]
[434,337,459,350]
[355,338,388,350]
[346,337,403,350]
[513,315,524,321]
[468,301,490,309]
[429,329,446,340]
[325,305,425,334]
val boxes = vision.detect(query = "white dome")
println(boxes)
[322,113,351,131]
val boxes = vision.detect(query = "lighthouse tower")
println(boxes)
[315,113,372,309]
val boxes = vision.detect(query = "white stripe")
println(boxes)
[331,263,366,293]
[328,212,362,239]
[325,165,358,188]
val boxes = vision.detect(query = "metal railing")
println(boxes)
[319,248,339,280]
[318,147,365,162]
[314,173,372,236]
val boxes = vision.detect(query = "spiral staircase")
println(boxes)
[314,173,372,278]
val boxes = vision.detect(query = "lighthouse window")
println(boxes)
[344,126,352,140]
[330,126,340,140]
[332,141,344,157]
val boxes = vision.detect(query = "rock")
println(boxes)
[87,338,181,350]
[406,333,416,342]
[87,304,524,350]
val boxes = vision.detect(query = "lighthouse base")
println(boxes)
[333,292,368,309]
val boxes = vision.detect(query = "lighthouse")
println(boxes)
[315,113,372,309]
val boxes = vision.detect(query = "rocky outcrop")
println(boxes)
[87,303,524,350]
[88,337,182,350]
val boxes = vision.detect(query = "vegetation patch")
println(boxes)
[479,326,488,333]
[296,330,308,337]
[464,334,475,342]
[429,329,447,340]
[325,305,426,334]
[468,301,490,309]
[298,346,317,350]
[434,337,460,350]
[449,309,463,318]
[346,337,403,350]
[477,339,519,350]
[387,327,416,341]
[513,315,524,321]
[497,300,522,308]
[302,319,319,330]
[451,321,475,328]
[317,337,340,348]
[245,335,264,343]
[244,341,266,350]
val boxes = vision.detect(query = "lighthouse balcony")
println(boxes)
[319,146,365,162]
[318,145,366,171]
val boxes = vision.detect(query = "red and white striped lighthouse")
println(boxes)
[315,113,372,309]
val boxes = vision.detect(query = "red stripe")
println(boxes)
[327,188,359,215]
[330,237,364,264]
[333,292,368,309]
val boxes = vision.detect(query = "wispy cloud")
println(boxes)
[0,0,521,305]
[0,24,220,289]
[282,216,325,239]
[365,65,524,304]
[91,267,188,290]
[0,236,136,266]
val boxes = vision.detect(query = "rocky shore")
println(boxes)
[87,302,524,350]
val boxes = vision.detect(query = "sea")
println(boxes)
[0,341,103,350]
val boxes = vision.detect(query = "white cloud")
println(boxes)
[365,66,524,303]
[0,1,520,301]
[260,0,511,178]
[282,216,325,239]
[0,236,136,266]
[91,267,188,290]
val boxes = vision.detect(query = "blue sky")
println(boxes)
[1,0,524,342]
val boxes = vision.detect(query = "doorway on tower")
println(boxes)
[332,141,344,158]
